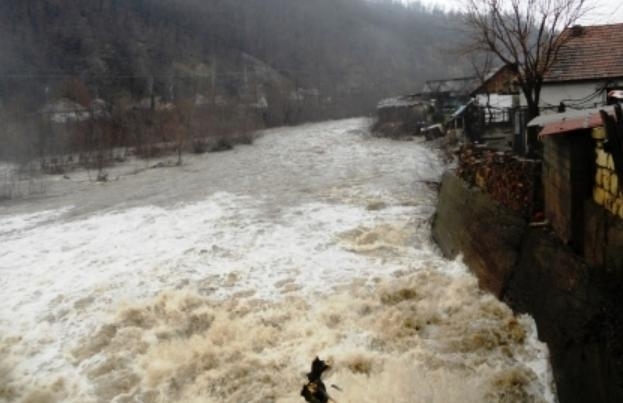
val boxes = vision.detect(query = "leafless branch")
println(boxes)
[462,0,589,118]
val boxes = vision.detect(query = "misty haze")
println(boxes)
[2,1,622,403]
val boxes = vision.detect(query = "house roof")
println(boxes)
[41,98,91,123]
[449,99,476,120]
[377,94,423,109]
[41,98,87,114]
[527,105,616,137]
[545,23,623,83]
[421,77,478,96]
[470,64,518,96]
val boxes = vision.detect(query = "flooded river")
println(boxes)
[0,119,554,402]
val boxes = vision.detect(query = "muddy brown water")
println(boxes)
[0,119,554,402]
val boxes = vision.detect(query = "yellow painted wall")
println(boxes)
[592,127,623,218]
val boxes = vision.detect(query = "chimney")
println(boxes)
[570,25,585,37]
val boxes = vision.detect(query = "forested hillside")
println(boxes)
[0,0,468,164]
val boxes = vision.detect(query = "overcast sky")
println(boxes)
[411,0,623,24]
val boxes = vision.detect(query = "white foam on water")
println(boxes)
[0,118,556,402]
[0,207,72,238]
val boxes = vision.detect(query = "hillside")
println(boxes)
[0,0,469,163]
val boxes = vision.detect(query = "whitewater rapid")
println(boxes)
[0,118,554,402]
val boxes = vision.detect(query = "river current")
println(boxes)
[0,118,554,402]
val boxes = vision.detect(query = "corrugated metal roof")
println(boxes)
[609,90,623,99]
[449,99,475,119]
[377,95,422,109]
[538,115,603,137]
[421,77,478,95]
[527,105,615,127]
[529,105,616,137]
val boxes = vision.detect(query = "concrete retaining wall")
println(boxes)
[432,172,623,403]
[433,172,526,296]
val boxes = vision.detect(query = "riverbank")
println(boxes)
[432,171,623,403]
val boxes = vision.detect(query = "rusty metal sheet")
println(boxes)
[538,114,604,137]
[529,105,616,128]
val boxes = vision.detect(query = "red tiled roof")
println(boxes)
[544,23,623,82]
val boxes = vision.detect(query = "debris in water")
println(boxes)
[301,357,335,403]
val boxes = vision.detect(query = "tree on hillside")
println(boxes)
[463,0,588,121]
[174,99,195,166]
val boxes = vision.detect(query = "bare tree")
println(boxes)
[464,0,588,120]
[467,51,496,123]
[174,99,195,166]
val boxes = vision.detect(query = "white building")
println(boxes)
[537,23,623,113]
[41,98,90,123]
